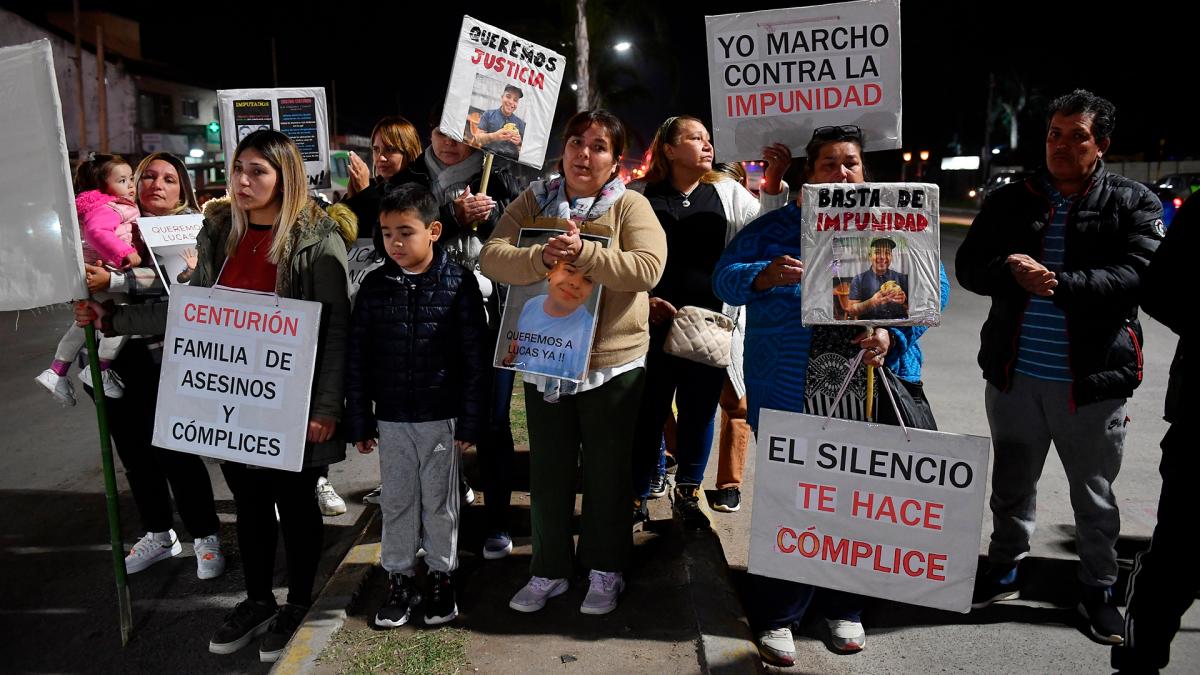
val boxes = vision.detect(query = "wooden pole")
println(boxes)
[473,153,496,231]
[96,25,107,153]
[73,0,86,155]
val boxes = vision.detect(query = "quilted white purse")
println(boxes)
[663,306,735,368]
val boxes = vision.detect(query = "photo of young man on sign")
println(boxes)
[494,229,608,382]
[467,81,526,160]
[845,237,909,320]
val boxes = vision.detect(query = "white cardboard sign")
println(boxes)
[217,87,331,189]
[705,0,902,161]
[801,182,941,327]
[0,40,86,310]
[750,410,990,613]
[439,16,564,169]
[152,285,321,471]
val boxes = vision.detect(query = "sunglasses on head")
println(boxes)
[810,124,864,143]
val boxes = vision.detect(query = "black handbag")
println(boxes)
[875,366,938,431]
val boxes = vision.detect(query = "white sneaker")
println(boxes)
[509,576,568,613]
[316,477,347,516]
[125,530,182,573]
[79,367,124,399]
[194,534,226,580]
[757,627,797,667]
[825,618,866,652]
[35,369,76,406]
[580,570,624,615]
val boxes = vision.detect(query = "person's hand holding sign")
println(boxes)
[541,224,583,267]
[347,151,371,196]
[453,186,497,225]
[761,142,793,195]
[1007,253,1057,296]
[752,255,804,292]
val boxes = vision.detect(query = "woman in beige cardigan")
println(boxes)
[480,110,666,616]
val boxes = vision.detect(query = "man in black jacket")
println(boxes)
[956,89,1163,645]
[1111,195,1192,673]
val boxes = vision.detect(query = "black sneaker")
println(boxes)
[209,598,277,655]
[1078,584,1124,645]
[648,472,669,499]
[375,573,422,628]
[971,566,1019,609]
[424,570,458,625]
[633,498,650,529]
[711,487,741,513]
[259,603,308,662]
[673,484,710,532]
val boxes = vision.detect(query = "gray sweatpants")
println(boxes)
[984,375,1127,587]
[377,419,460,575]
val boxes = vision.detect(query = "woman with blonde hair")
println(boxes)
[77,130,356,661]
[631,115,790,524]
[344,115,427,237]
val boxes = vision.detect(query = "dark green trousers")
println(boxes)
[524,368,645,578]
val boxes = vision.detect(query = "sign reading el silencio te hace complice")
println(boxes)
[705,0,902,161]
[749,412,990,613]
[152,285,321,471]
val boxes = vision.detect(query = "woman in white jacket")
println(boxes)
[631,115,790,525]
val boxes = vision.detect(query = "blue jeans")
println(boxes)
[632,327,726,497]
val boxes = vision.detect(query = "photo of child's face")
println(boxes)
[543,261,594,317]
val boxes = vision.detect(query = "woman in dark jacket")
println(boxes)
[79,152,226,580]
[344,115,429,238]
[78,131,355,662]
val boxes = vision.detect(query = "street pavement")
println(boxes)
[0,223,1193,673]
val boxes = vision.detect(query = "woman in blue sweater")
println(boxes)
[713,125,949,667]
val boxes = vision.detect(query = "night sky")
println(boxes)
[6,0,1198,168]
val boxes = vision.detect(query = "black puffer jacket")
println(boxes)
[956,163,1162,407]
[1141,193,1192,424]
[343,246,488,443]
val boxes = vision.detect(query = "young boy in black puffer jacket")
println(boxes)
[343,184,488,628]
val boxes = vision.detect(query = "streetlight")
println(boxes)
[613,41,632,52]
[902,151,913,181]
[917,150,930,179]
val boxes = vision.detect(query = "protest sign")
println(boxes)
[801,182,940,327]
[0,40,86,310]
[217,88,331,189]
[705,0,902,161]
[750,410,989,613]
[152,285,321,471]
[139,214,204,293]
[346,238,382,301]
[440,16,564,170]
[494,228,608,382]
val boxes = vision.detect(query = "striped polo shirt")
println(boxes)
[1014,185,1072,382]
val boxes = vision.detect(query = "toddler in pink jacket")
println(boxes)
[36,154,145,404]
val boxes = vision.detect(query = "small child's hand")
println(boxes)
[356,439,377,454]
[122,252,141,269]
[455,440,474,452]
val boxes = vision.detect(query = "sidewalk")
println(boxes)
[274,449,762,674]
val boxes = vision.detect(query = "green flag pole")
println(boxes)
[83,323,132,646]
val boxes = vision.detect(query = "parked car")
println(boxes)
[972,170,1034,207]
[1148,173,1200,228]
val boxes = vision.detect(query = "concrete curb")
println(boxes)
[270,508,381,675]
[672,490,765,674]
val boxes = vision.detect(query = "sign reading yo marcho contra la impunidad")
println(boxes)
[705,0,902,160]
[152,285,320,471]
